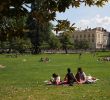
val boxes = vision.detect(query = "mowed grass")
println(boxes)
[0,52,110,100]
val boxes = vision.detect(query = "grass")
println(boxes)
[0,52,110,100]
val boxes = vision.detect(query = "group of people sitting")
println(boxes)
[46,67,98,86]
[98,57,110,61]
[40,57,50,62]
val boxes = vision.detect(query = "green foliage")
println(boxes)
[39,41,50,50]
[26,16,55,53]
[0,0,108,20]
[49,34,61,49]
[0,0,109,37]
[0,0,109,54]
[0,38,32,53]
[0,16,28,41]
[54,20,75,34]
[15,38,32,53]
[59,33,73,53]
[74,40,89,50]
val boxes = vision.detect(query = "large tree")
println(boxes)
[0,0,108,22]
[0,0,109,54]
[0,0,108,37]
[0,16,33,54]
[59,32,73,54]
[26,15,54,54]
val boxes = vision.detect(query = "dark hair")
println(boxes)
[67,68,71,73]
[77,67,83,73]
[52,73,58,77]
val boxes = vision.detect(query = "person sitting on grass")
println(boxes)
[45,57,50,62]
[64,68,77,86]
[40,57,44,62]
[47,73,61,85]
[75,67,86,84]
[40,57,50,62]
[75,67,99,84]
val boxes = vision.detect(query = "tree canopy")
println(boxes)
[0,0,109,54]
[0,0,108,34]
[0,0,108,19]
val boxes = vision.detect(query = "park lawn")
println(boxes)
[0,52,110,100]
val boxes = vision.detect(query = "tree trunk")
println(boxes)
[64,47,68,54]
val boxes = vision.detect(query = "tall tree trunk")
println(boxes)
[64,47,68,54]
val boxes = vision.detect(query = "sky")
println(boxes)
[54,2,110,32]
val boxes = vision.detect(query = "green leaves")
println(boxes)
[58,0,72,12]
[74,40,89,49]
[84,0,108,6]
[0,0,109,45]
[48,0,58,11]
[0,0,109,22]
[71,1,80,8]
[95,0,108,7]
[54,20,75,34]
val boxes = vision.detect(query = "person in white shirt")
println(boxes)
[50,73,61,85]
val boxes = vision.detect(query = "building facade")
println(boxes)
[72,27,110,49]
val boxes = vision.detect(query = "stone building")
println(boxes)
[72,27,110,49]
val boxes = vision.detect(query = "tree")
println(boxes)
[0,16,27,40]
[49,34,61,50]
[55,19,74,54]
[0,15,33,53]
[0,0,108,17]
[0,0,108,26]
[0,37,32,54]
[74,40,89,50]
[39,41,50,50]
[0,0,108,54]
[17,38,32,53]
[26,14,55,54]
[59,33,73,54]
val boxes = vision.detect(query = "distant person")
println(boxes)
[75,67,86,84]
[40,57,50,62]
[64,68,77,86]
[40,57,44,62]
[93,52,96,57]
[79,53,82,59]
[45,57,50,62]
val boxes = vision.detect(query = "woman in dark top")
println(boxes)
[64,68,77,86]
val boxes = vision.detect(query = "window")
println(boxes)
[88,34,90,37]
[76,35,78,38]
[92,39,94,42]
[84,34,86,38]
[92,34,94,37]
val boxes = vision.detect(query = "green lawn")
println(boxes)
[0,52,110,100]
